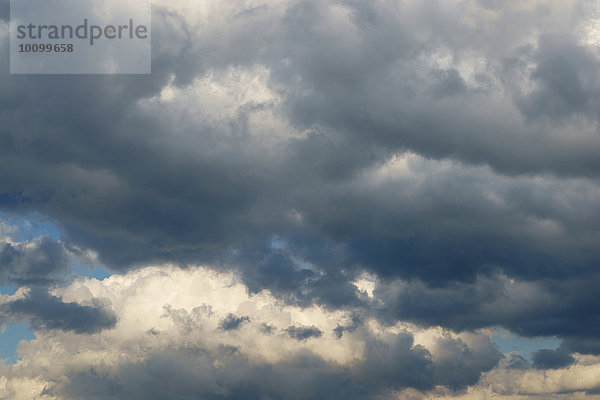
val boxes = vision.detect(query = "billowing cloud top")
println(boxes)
[1,0,600,398]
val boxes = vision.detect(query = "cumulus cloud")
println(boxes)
[0,266,505,399]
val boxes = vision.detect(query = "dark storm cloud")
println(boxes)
[430,335,502,390]
[220,314,251,331]
[354,333,436,392]
[517,34,600,121]
[1,1,598,280]
[270,0,600,177]
[562,337,600,356]
[0,237,70,285]
[233,241,362,308]
[0,0,599,371]
[1,287,117,334]
[373,272,600,354]
[0,0,596,271]
[532,348,575,370]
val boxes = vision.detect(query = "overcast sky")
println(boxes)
[2,0,600,399]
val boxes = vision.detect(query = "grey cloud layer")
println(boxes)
[57,340,496,400]
[1,0,600,396]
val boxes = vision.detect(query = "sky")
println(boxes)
[1,0,600,399]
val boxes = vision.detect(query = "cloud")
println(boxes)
[0,266,505,399]
[532,348,576,370]
[0,237,70,285]
[1,287,117,334]
[373,272,600,355]
[1,0,598,279]
[334,313,362,338]
[220,314,251,331]
[481,355,600,397]
[504,353,532,370]
[517,34,600,121]
[284,325,323,341]
[1,0,600,397]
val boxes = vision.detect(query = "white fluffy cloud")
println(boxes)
[2,265,599,399]
[0,265,505,399]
